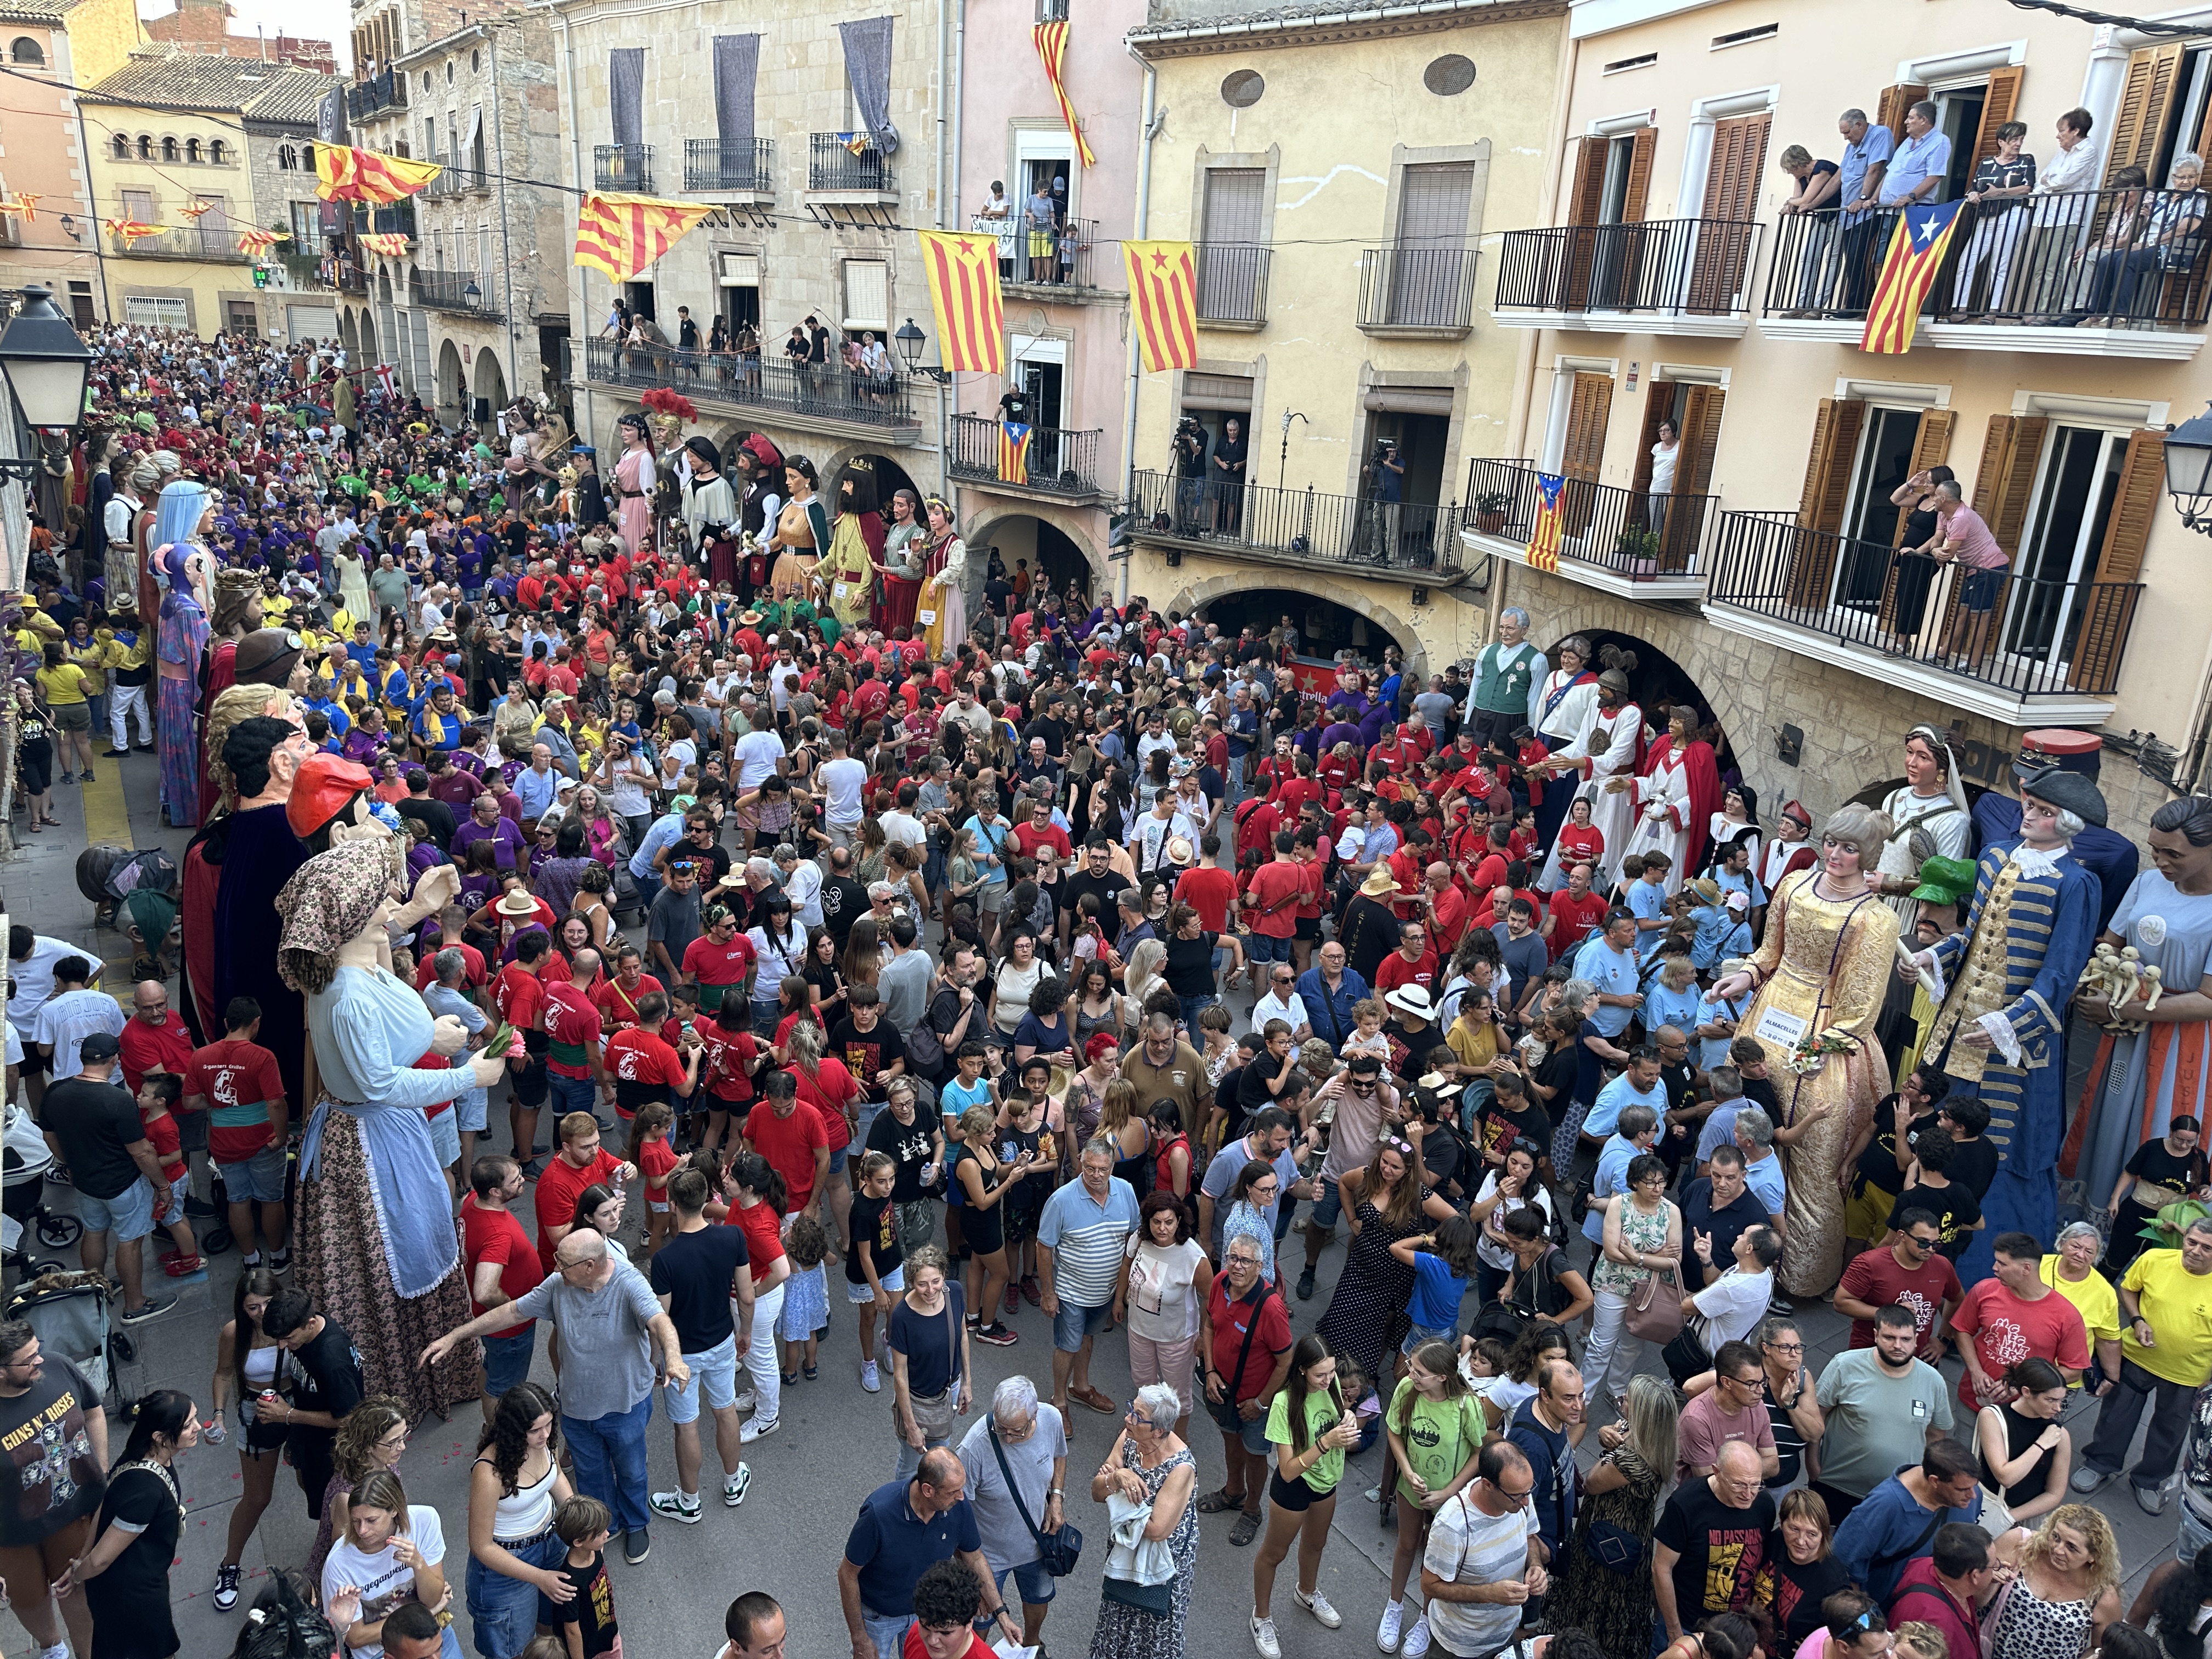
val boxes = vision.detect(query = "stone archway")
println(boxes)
[1167,572,1432,679]
[360,308,379,370]
[435,338,466,424]
[472,347,509,422]
[339,310,358,354]
[963,501,1108,599]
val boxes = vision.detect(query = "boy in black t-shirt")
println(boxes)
[544,1495,621,1658]
[262,1288,365,1518]
[1882,1122,1983,1260]
[1936,1096,1998,1203]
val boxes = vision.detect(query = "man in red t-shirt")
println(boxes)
[117,980,204,1213]
[184,998,290,1268]
[900,1558,1008,1659]
[1834,1214,1963,1355]
[594,947,665,1032]
[1010,798,1073,866]
[415,928,486,991]
[1173,836,1239,935]
[544,951,606,1126]
[1373,921,1438,997]
[1546,862,1609,957]
[494,934,553,1172]
[462,1155,546,1405]
[1203,1246,1294,1521]
[680,907,758,1017]
[603,991,701,1123]
[744,1068,828,1215]
[1945,1234,2090,1412]
[533,1112,636,1272]
[1239,836,1305,963]
[1420,862,1472,955]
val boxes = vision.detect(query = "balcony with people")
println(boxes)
[580,336,921,441]
[1458,455,1717,601]
[947,416,1105,502]
[1126,467,1466,584]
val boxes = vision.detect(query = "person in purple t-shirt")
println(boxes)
[454,791,530,874]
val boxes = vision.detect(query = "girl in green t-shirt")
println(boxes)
[1252,1333,1362,1656]
[1380,1339,1487,1655]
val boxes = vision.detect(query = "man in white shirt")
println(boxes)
[1250,968,1312,1043]
[1685,1225,1781,1347]
[776,845,825,928]
[816,730,870,850]
[1416,1442,1545,1659]
[33,956,127,1083]
[879,785,927,853]
[732,721,787,794]
[104,479,141,560]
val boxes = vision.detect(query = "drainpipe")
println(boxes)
[489,26,521,402]
[70,97,113,319]
[951,0,966,228]
[552,1,593,444]
[1118,44,1156,607]
[935,0,948,230]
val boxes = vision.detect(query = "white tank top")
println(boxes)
[242,1345,278,1388]
[484,1453,560,1539]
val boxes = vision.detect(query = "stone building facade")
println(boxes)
[0,0,137,323]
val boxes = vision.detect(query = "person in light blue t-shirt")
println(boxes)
[1628,855,1674,961]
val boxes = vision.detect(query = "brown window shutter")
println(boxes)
[1629,379,1671,493]
[1622,128,1658,223]
[1889,409,1956,548]
[1979,414,2049,557]
[1788,397,1864,606]
[1690,114,1769,310]
[1971,67,2026,170]
[2106,43,2186,184]
[1875,84,1929,142]
[2070,428,2160,691]
[1568,136,1609,225]
[1560,371,1614,536]
[1663,385,1725,570]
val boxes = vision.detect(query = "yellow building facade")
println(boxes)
[1464,0,2212,840]
[1120,0,1567,672]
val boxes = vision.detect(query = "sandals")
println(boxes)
[781,1369,799,1385]
[803,1362,820,1381]
[1197,1488,1242,1514]
[1229,1511,1263,1547]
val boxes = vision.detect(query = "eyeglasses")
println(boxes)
[1485,1477,1533,1506]
[1762,1339,1804,1354]
[1348,1079,1378,1093]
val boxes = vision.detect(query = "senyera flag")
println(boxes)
[1861,200,1965,356]
[916,230,1005,374]
[359,232,412,258]
[236,229,291,251]
[1122,240,1198,372]
[315,143,442,206]
[573,192,714,284]
[1525,472,1567,571]
[1032,22,1094,168]
[104,218,165,249]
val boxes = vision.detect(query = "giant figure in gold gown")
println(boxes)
[1711,803,1900,1297]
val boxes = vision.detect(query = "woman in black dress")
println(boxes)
[1886,465,1954,645]
[1315,1137,1457,1389]
[63,1390,199,1659]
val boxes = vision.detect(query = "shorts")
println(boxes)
[1310,1175,1344,1231]
[1269,1469,1333,1512]
[1963,566,2005,611]
[455,1089,490,1135]
[79,1176,156,1242]
[988,1557,1058,1608]
[979,882,1007,915]
[2183,1502,2212,1566]
[826,1144,848,1176]
[648,1199,670,1215]
[1245,933,1292,964]
[1052,1297,1114,1353]
[50,701,91,733]
[176,1109,208,1155]
[848,1263,906,1303]
[482,1328,538,1397]
[1295,916,1321,941]
[428,1108,460,1169]
[155,1173,190,1229]
[218,1144,289,1205]
[1401,1321,1457,1357]
[664,1333,740,1424]
[234,1401,289,1455]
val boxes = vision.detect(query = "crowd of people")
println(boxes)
[4,323,2211,1659]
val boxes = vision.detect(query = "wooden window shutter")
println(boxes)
[1567,136,1608,225]
[1560,371,1614,537]
[1875,83,1928,142]
[1622,128,1658,222]
[1968,413,2049,556]
[1890,409,1956,547]
[1971,67,2025,170]
[2071,428,2160,690]
[1788,398,1864,605]
[1690,114,1769,311]
[1662,385,1725,570]
[2106,43,2186,184]
[1629,380,1671,493]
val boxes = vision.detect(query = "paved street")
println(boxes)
[0,752,2185,1658]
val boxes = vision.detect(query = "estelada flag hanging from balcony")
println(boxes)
[916,230,1005,374]
[998,422,1032,486]
[104,218,165,249]
[1122,240,1198,372]
[315,143,442,206]
[573,191,715,283]
[1860,200,1964,355]
[359,232,412,258]
[1031,22,1094,167]
[1525,472,1567,572]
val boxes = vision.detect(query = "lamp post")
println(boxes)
[894,317,954,506]
[2166,403,2212,536]
[0,284,93,487]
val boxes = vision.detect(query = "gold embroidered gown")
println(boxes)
[1742,867,1900,1296]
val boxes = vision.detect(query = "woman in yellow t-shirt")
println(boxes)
[34,642,95,783]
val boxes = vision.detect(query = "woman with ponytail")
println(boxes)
[61,1389,201,1659]
[727,1153,792,1441]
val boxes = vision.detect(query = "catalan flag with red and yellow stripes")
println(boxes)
[315,144,441,205]
[915,229,1005,374]
[572,191,714,284]
[104,219,164,249]
[0,192,43,223]
[1031,22,1094,168]
[1860,201,1965,356]
[178,199,218,220]
[1122,240,1198,372]
[359,232,411,258]
[1525,472,1567,572]
[236,229,290,251]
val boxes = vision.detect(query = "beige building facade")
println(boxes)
[1463,0,2212,842]
[1119,0,1567,674]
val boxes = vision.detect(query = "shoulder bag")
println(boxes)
[988,1423,1084,1577]
[1210,1286,1274,1435]
[1623,1259,1686,1346]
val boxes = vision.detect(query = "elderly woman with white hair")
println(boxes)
[1712,803,1899,1297]
[957,1375,1071,1649]
[1087,1381,1198,1659]
[2040,1219,2123,1392]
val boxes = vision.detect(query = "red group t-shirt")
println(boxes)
[1547,887,1610,957]
[1836,1246,1964,1351]
[462,1192,544,1338]
[726,1194,788,1270]
[1242,859,1305,939]
[186,1037,287,1164]
[142,1110,185,1186]
[544,982,603,1082]
[746,1099,830,1213]
[605,1025,687,1121]
[493,960,549,1032]
[533,1147,625,1271]
[693,1020,761,1105]
[680,933,757,1014]
[1375,947,1440,996]
[594,973,665,1032]
[1947,1280,2091,1413]
[118,1015,194,1098]
[1174,865,1239,934]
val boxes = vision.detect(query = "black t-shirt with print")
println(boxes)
[1884,1180,1983,1260]
[0,1355,105,1547]
[281,1320,365,1451]
[1655,1476,1774,1622]
[1472,1098,1551,1168]
[866,1100,943,1205]
[847,1189,905,1285]
[548,1550,620,1657]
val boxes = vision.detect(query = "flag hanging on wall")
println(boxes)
[998,421,1032,486]
[572,192,714,283]
[359,232,411,258]
[1121,240,1198,372]
[1525,472,1567,571]
[1860,201,1964,355]
[915,229,1005,374]
[314,143,442,205]
[104,218,164,249]
[1031,22,1095,168]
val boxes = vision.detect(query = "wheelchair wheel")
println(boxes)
[36,1214,82,1249]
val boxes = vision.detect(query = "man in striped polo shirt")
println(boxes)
[1036,1137,1141,1427]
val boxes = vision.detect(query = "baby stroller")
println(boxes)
[5,1268,127,1407]
[1,1098,79,1283]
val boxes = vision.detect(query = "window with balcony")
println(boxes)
[121,188,155,225]
[1362,162,1477,331]
[1197,167,1269,324]
[842,258,888,332]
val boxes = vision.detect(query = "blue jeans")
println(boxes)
[563,1395,653,1534]
[1177,994,1217,1034]
[481,1328,537,1397]
[862,1610,914,1659]
[631,868,662,911]
[467,1530,565,1659]
[548,1071,598,1122]
[1225,752,1248,806]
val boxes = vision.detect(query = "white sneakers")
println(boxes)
[649,1489,702,1524]
[724,1464,752,1506]
[861,1359,881,1392]
[740,1414,780,1443]
[1378,1600,1404,1652]
[1297,1589,1342,1629]
[1401,1612,1431,1657]
[1252,1616,1282,1659]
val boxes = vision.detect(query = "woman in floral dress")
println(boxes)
[1087,1383,1198,1659]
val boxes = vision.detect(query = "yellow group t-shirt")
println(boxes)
[2120,1248,2212,1386]
[35,664,90,706]
[2041,1255,2121,1387]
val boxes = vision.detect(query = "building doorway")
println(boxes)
[970,515,1094,607]
[1198,590,1406,675]
[2008,424,2125,667]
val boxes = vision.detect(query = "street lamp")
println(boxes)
[0,284,92,484]
[2166,402,2212,536]
[893,317,951,384]
[463,277,482,305]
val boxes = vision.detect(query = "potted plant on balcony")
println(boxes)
[1616,523,1662,578]
[1473,490,1510,536]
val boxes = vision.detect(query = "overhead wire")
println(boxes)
[2004,0,2207,37]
